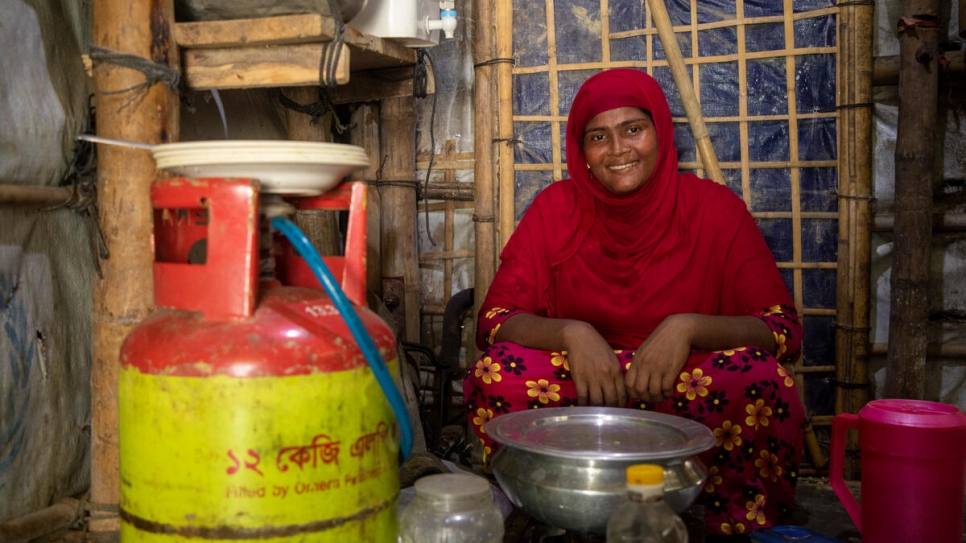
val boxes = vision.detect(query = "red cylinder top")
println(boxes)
[121,283,396,377]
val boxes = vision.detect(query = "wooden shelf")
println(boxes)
[175,14,418,92]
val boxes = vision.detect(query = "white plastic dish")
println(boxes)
[151,140,370,196]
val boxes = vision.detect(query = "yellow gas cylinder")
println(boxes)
[119,178,406,542]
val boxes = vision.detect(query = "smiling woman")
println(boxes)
[582,107,658,195]
[463,68,806,540]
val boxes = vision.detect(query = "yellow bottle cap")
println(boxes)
[626,464,664,486]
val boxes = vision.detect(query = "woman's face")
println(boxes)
[581,107,659,195]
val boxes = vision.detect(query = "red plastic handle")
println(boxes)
[830,413,862,533]
[152,178,259,320]
[287,182,367,307]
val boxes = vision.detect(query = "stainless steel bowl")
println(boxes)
[485,407,715,534]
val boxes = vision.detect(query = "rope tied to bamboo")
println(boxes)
[50,121,110,279]
[816,102,876,113]
[828,189,877,203]
[832,321,871,333]
[88,46,190,113]
[473,57,515,68]
[366,179,420,189]
[493,137,523,145]
[319,0,347,87]
[897,15,941,35]
[277,88,349,134]
[832,379,870,390]
[472,214,495,223]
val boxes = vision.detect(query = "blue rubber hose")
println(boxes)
[271,215,414,462]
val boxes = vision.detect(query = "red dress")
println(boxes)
[463,69,805,536]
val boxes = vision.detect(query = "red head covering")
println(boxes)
[563,68,685,259]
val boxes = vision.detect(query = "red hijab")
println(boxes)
[485,69,792,348]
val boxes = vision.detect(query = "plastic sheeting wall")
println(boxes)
[0,0,94,521]
[869,0,965,406]
[416,5,478,348]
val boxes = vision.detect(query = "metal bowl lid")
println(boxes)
[485,407,715,461]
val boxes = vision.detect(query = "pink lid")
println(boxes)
[861,399,966,428]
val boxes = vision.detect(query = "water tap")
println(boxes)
[425,1,457,40]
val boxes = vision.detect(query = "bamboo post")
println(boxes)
[885,0,940,399]
[0,185,72,206]
[349,103,383,301]
[280,87,339,256]
[379,95,420,343]
[473,0,498,325]
[90,0,179,538]
[833,0,874,476]
[496,0,514,250]
[0,499,80,543]
[646,0,724,184]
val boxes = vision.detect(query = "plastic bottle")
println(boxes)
[399,472,504,543]
[606,464,688,543]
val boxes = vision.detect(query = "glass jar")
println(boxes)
[399,472,504,543]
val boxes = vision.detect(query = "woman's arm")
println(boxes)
[672,313,776,353]
[494,313,628,407]
[624,313,774,403]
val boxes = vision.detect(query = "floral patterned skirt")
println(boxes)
[463,344,805,536]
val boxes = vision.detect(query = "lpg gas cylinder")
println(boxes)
[119,177,400,542]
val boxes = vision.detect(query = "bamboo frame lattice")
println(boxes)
[416,140,477,347]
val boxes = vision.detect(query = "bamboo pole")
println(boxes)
[873,342,966,357]
[90,0,179,538]
[833,0,874,477]
[646,0,724,184]
[833,0,874,413]
[0,185,72,206]
[349,103,383,301]
[473,0,498,325]
[874,53,965,85]
[874,212,966,231]
[379,95,420,343]
[280,86,340,256]
[0,499,80,543]
[496,0,514,250]
[885,0,940,400]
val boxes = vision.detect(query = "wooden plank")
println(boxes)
[182,42,350,89]
[380,95,421,343]
[342,26,416,71]
[175,14,415,72]
[175,14,417,91]
[176,14,335,48]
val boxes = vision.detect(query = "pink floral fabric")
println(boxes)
[464,305,805,536]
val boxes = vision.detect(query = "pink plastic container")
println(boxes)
[830,399,966,543]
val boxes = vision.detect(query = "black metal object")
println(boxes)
[402,288,475,452]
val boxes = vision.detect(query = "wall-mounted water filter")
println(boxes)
[349,0,456,47]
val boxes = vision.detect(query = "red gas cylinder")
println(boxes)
[119,178,401,542]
